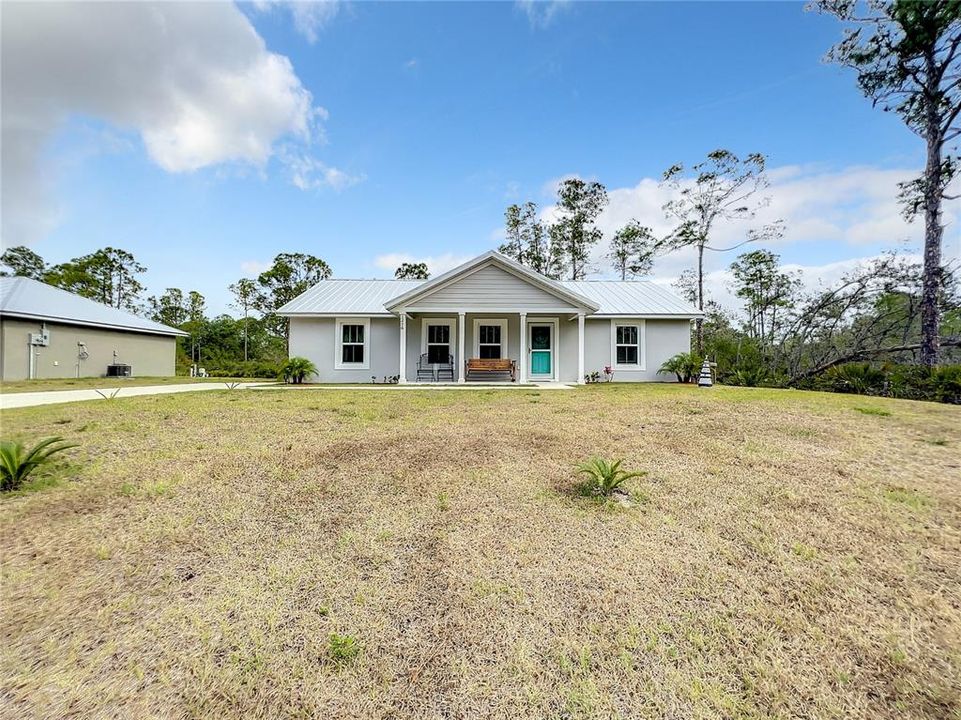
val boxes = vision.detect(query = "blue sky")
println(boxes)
[3,1,956,314]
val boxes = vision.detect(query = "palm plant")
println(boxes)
[281,356,318,384]
[825,363,886,395]
[659,352,700,383]
[575,457,646,496]
[729,366,770,387]
[1,437,78,492]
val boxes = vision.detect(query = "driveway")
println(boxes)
[0,382,268,409]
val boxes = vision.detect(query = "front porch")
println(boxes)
[397,311,586,384]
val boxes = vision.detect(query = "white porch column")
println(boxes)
[398,313,408,384]
[577,312,586,384]
[457,312,466,383]
[518,313,527,384]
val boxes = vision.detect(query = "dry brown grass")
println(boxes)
[0,376,265,394]
[1,384,959,719]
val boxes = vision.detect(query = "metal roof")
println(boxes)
[278,279,424,315]
[0,276,188,336]
[558,280,700,316]
[279,275,700,317]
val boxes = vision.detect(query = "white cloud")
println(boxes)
[240,260,272,276]
[554,164,958,279]
[516,0,571,29]
[252,1,343,44]
[1,1,344,245]
[373,252,475,277]
[281,149,365,191]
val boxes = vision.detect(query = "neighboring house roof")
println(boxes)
[279,251,701,318]
[0,276,189,336]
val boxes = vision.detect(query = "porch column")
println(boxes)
[398,313,407,384]
[518,313,527,384]
[577,312,585,384]
[457,312,466,383]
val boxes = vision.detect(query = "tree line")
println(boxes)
[0,243,437,376]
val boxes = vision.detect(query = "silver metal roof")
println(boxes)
[0,276,188,336]
[278,278,424,315]
[559,280,700,316]
[279,276,700,317]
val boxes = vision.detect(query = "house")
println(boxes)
[0,276,188,381]
[279,251,700,384]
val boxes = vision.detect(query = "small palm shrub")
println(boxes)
[659,352,701,383]
[728,365,770,387]
[575,457,646,496]
[1,437,78,492]
[281,356,318,384]
[825,363,886,395]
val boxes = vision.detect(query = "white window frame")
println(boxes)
[472,318,507,359]
[420,318,456,365]
[610,319,645,370]
[334,317,370,370]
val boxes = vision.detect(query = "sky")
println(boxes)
[2,0,959,316]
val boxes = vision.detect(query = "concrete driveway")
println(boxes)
[1,382,268,410]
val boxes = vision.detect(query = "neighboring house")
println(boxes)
[0,276,188,381]
[279,251,700,384]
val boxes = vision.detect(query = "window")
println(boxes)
[335,318,370,370]
[478,324,502,359]
[342,324,365,363]
[426,324,451,364]
[612,321,644,369]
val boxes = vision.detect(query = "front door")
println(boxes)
[529,323,554,379]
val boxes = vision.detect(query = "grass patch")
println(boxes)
[882,486,932,511]
[328,634,360,666]
[0,384,958,719]
[854,406,892,417]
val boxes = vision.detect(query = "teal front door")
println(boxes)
[529,324,553,378]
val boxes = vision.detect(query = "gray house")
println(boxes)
[279,251,700,384]
[0,276,187,381]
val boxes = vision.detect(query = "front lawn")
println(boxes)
[0,376,270,394]
[1,385,958,719]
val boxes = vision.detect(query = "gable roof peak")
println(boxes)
[383,250,599,312]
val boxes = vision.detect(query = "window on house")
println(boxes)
[341,323,365,364]
[615,325,639,365]
[426,324,451,364]
[478,324,502,359]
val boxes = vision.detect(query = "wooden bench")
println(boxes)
[465,358,516,382]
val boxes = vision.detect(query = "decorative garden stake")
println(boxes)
[697,358,713,388]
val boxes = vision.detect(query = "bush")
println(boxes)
[823,363,887,395]
[575,457,646,496]
[727,365,770,387]
[932,365,961,404]
[807,363,961,404]
[659,352,701,383]
[205,361,282,379]
[281,357,318,384]
[1,437,78,492]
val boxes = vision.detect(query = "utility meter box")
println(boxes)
[29,330,50,346]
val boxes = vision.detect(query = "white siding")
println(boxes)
[582,318,691,382]
[289,316,400,383]
[410,264,575,311]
